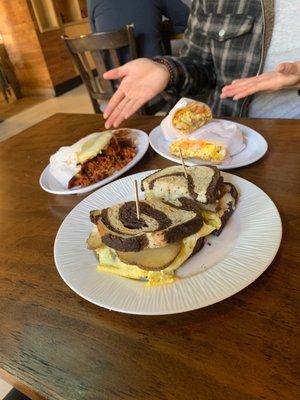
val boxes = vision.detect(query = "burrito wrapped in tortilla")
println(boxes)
[161,98,245,163]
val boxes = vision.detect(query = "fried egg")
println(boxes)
[95,222,215,286]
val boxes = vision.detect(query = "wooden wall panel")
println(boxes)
[0,0,93,96]
[0,0,53,95]
[27,1,78,87]
[37,28,78,87]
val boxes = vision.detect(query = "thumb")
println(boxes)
[103,66,126,80]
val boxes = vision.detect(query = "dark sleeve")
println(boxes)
[161,0,190,33]
[87,0,96,33]
[156,1,216,96]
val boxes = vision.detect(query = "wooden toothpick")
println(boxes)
[134,180,140,220]
[179,148,188,178]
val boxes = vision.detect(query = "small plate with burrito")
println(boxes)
[150,98,268,169]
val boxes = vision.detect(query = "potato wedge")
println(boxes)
[117,243,181,271]
[86,227,102,250]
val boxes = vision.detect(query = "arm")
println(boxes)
[102,2,215,128]
[159,0,216,96]
[221,61,300,100]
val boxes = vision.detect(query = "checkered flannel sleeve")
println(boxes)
[155,1,216,95]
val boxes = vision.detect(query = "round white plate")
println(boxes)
[149,120,268,169]
[54,170,282,315]
[39,129,149,195]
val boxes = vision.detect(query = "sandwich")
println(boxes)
[212,182,238,236]
[141,165,238,235]
[50,129,136,189]
[87,165,238,286]
[87,199,216,286]
[168,123,246,163]
[172,101,212,134]
[141,165,223,205]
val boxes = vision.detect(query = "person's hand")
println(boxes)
[276,61,300,74]
[103,58,170,128]
[220,62,300,101]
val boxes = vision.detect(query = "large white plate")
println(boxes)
[54,170,282,315]
[149,120,268,169]
[39,129,149,195]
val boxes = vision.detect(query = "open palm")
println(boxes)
[103,58,170,128]
[221,62,300,101]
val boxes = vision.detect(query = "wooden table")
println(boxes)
[0,114,299,400]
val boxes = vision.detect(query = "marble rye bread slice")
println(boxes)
[159,181,239,235]
[141,165,222,205]
[214,182,238,236]
[90,199,203,252]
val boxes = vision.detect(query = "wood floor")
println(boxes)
[0,85,94,142]
[0,96,47,120]
[0,378,12,398]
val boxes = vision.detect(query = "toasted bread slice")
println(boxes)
[214,182,238,235]
[90,199,203,252]
[156,181,238,235]
[141,165,222,205]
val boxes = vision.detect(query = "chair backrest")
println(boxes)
[161,20,185,56]
[62,25,137,113]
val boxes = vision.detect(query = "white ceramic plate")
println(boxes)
[54,170,282,315]
[149,120,268,169]
[39,129,149,195]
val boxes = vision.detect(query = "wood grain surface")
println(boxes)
[0,0,53,94]
[0,114,299,400]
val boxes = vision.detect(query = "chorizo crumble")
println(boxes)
[68,132,136,188]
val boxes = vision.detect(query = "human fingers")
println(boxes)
[221,82,249,98]
[221,74,274,98]
[230,75,265,89]
[103,66,126,80]
[124,98,145,119]
[233,72,296,98]
[221,77,258,97]
[112,98,145,127]
[231,78,248,85]
[231,81,268,100]
[105,96,131,128]
[103,88,125,122]
[111,99,138,127]
[221,79,266,100]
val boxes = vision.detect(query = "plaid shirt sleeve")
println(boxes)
[160,1,217,95]
[154,0,264,116]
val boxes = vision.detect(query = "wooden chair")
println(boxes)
[62,25,137,114]
[161,20,185,56]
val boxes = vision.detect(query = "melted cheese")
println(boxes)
[49,131,114,187]
[77,131,113,164]
[95,223,215,286]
